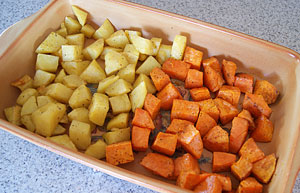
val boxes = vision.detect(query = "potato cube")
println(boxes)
[105,50,128,76]
[36,54,59,73]
[97,75,119,93]
[4,105,21,125]
[105,79,132,96]
[81,24,95,38]
[109,94,131,114]
[105,30,129,49]
[80,60,106,83]
[117,64,136,84]
[32,102,66,137]
[130,81,147,112]
[35,32,67,54]
[66,33,85,48]
[123,44,139,65]
[48,134,77,151]
[156,44,172,64]
[136,56,161,76]
[131,35,154,55]
[62,75,86,89]
[21,96,38,116]
[64,16,81,34]
[37,96,56,108]
[67,107,96,130]
[59,113,69,124]
[125,30,142,43]
[100,46,122,60]
[16,88,38,106]
[171,35,187,60]
[82,38,104,60]
[89,93,109,126]
[11,75,33,91]
[69,120,91,150]
[46,83,74,103]
[56,27,67,38]
[61,45,82,62]
[106,141,134,165]
[54,69,66,83]
[151,37,162,56]
[69,85,92,109]
[103,127,130,145]
[106,113,129,130]
[85,139,107,159]
[71,5,88,26]
[133,74,156,94]
[62,60,90,76]
[52,124,66,135]
[139,53,148,61]
[21,115,35,132]
[33,70,55,87]
[93,19,115,40]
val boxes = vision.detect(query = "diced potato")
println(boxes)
[123,44,139,65]
[97,75,119,93]
[48,134,77,151]
[37,96,56,108]
[36,54,59,73]
[171,35,187,60]
[46,83,74,103]
[55,69,67,83]
[61,45,82,61]
[130,81,147,112]
[80,60,106,83]
[103,127,130,145]
[93,19,115,40]
[59,113,69,124]
[117,64,136,84]
[105,30,129,49]
[21,115,35,132]
[69,85,92,109]
[64,16,81,34]
[89,93,109,126]
[52,48,63,61]
[105,79,132,97]
[82,38,104,60]
[107,113,129,130]
[105,50,128,76]
[21,96,38,116]
[156,44,172,64]
[56,27,67,38]
[4,105,21,126]
[131,35,154,55]
[66,33,85,48]
[71,5,88,26]
[81,24,95,38]
[136,56,161,76]
[62,60,90,76]
[62,75,86,89]
[109,94,131,114]
[35,32,67,54]
[32,102,66,137]
[151,37,162,56]
[100,46,122,60]
[33,70,55,87]
[11,75,33,91]
[52,124,66,135]
[139,53,148,61]
[85,139,107,159]
[69,120,91,150]
[16,88,38,106]
[133,74,156,94]
[67,107,96,130]
[125,30,142,43]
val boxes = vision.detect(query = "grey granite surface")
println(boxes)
[0,0,299,192]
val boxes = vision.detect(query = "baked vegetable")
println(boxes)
[171,35,187,60]
[4,105,22,126]
[136,56,161,76]
[229,117,249,153]
[131,126,151,151]
[231,156,253,181]
[48,134,77,151]
[130,81,147,112]
[236,177,263,193]
[252,154,276,183]
[106,141,134,165]
[237,109,255,129]
[222,59,237,86]
[102,127,131,145]
[194,175,222,193]
[234,73,254,94]
[150,67,171,91]
[174,153,201,177]
[184,69,203,89]
[177,172,208,190]
[217,85,241,107]
[214,98,239,125]
[183,46,203,70]
[254,80,279,104]
[195,111,217,137]
[85,139,107,160]
[239,138,265,163]
[151,132,178,156]
[190,87,211,101]
[171,99,200,123]
[243,93,272,118]
[89,93,109,126]
[132,108,155,129]
[157,83,182,110]
[144,94,161,120]
[198,99,220,122]
[69,120,91,150]
[203,125,229,152]
[109,94,131,115]
[166,119,193,134]
[213,152,236,172]
[162,58,190,81]
[251,115,274,142]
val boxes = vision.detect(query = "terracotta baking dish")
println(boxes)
[0,0,299,192]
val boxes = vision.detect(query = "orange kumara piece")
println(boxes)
[222,59,237,86]
[243,93,272,118]
[132,108,155,129]
[196,111,217,137]
[204,65,224,92]
[194,175,222,193]
[254,80,279,104]
[213,152,237,173]
[230,117,249,153]
[217,85,241,107]
[171,99,200,123]
[144,93,161,120]
[199,99,220,122]
[252,153,277,184]
[239,138,265,163]
[238,109,255,129]
[162,58,190,81]
[177,172,209,190]
[152,132,178,156]
[190,87,211,101]
[131,126,151,151]
[150,67,171,91]
[234,73,254,93]
[236,177,263,193]
[231,156,253,181]
[184,69,203,89]
[166,119,193,134]
[106,141,134,165]
[174,153,201,177]
[183,46,203,70]
[203,57,222,75]
[203,125,229,152]
[214,98,239,125]
[157,83,182,110]
[251,115,274,142]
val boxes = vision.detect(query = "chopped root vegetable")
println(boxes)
[229,117,249,153]
[222,59,237,86]
[236,177,263,193]
[162,58,190,81]
[239,138,265,163]
[199,99,220,122]
[150,67,171,91]
[213,152,236,172]
[106,141,134,165]
[171,99,200,123]
[194,175,222,193]
[184,69,203,89]
[157,82,182,110]
[254,80,279,104]
[243,93,272,118]
[251,115,274,142]
[203,125,229,152]
[183,46,203,70]
[143,93,161,120]
[174,153,201,177]
[196,111,217,137]
[231,156,253,181]
[252,154,276,183]
[177,172,209,190]
[234,73,254,94]
[214,98,239,125]
[166,119,193,134]
[217,85,241,107]
[151,132,177,156]
[190,87,211,101]
[131,126,151,151]
[132,108,155,129]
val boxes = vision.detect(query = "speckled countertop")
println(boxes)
[0,0,299,192]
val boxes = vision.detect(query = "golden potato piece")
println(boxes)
[89,93,109,126]
[85,139,107,159]
[46,83,74,104]
[105,79,132,97]
[82,38,104,60]
[16,88,38,106]
[61,45,82,62]
[11,74,33,91]
[97,75,119,93]
[35,32,67,54]
[33,70,55,88]
[21,96,38,116]
[55,69,67,83]
[117,63,136,84]
[105,30,129,49]
[64,16,81,34]
[133,74,156,94]
[156,44,172,64]
[131,35,154,55]
[130,81,147,112]
[136,56,161,76]
[52,124,66,136]
[21,115,35,132]
[66,33,85,48]
[71,5,88,26]
[69,85,92,109]
[93,19,115,40]
[102,127,131,145]
[80,60,106,83]
[62,60,90,76]
[100,46,122,60]
[171,35,187,60]
[48,134,77,151]
[105,50,128,76]
[36,54,59,73]
[81,24,95,38]
[4,105,22,126]
[106,113,129,130]
[69,120,91,150]
[62,75,86,89]
[109,94,131,115]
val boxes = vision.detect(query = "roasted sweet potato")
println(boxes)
[236,177,263,193]
[190,87,211,101]
[217,85,241,107]
[214,174,232,192]
[231,156,253,181]
[157,83,182,110]
[183,46,203,70]
[144,93,161,120]
[131,126,151,151]
[203,125,229,152]
[254,80,279,104]
[239,138,265,163]
[252,154,276,183]
[234,73,254,93]
[222,59,237,86]
[238,109,255,129]
[243,93,272,118]
[230,117,249,153]
[171,99,200,123]
[152,132,178,156]
[194,175,222,193]
[132,108,155,129]
[203,57,222,75]
[204,65,224,92]
[196,111,217,137]
[166,119,193,134]
[177,172,209,190]
[251,115,274,142]
[184,69,203,89]
[162,58,190,81]
[214,98,239,125]
[174,153,201,177]
[106,141,134,165]
[199,99,220,122]
[213,152,236,172]
[150,67,171,91]
[140,152,174,179]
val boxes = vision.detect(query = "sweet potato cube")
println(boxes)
[214,98,239,125]
[243,93,272,118]
[222,59,237,86]
[184,69,203,89]
[231,156,253,181]
[132,108,155,129]
[162,58,190,81]
[217,86,241,107]
[213,152,236,172]
[171,99,200,123]
[190,87,211,101]
[204,65,224,92]
[152,132,177,156]
[234,73,254,93]
[174,153,201,177]
[131,126,151,151]
[196,111,217,137]
[230,117,249,153]
[254,80,279,104]
[194,175,222,193]
[238,109,255,129]
[203,125,229,152]
[140,152,174,178]
[144,94,161,120]
[236,177,263,193]
[178,125,203,159]
[214,174,232,192]
[239,138,265,163]
[252,154,276,183]
[150,67,171,91]
[177,172,208,190]
[106,141,134,165]
[199,99,220,122]
[166,119,193,134]
[157,83,182,110]
[183,46,203,70]
[203,57,222,75]
[251,115,274,142]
